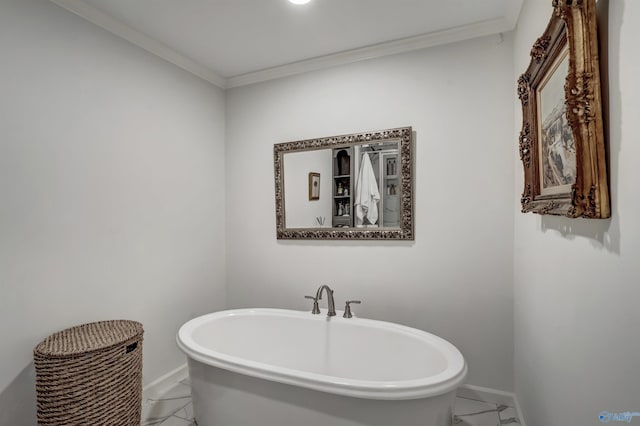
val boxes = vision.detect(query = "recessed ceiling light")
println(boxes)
[288,0,312,5]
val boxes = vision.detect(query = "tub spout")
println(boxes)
[315,285,336,317]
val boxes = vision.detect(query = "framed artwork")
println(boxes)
[308,172,320,201]
[517,0,609,218]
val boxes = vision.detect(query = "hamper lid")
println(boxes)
[34,320,143,358]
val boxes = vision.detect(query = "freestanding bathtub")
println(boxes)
[177,309,467,426]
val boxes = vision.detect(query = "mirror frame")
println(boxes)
[274,126,414,240]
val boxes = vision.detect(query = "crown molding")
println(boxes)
[50,0,523,90]
[50,0,227,88]
[227,2,523,89]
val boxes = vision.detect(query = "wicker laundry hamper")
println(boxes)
[33,320,144,426]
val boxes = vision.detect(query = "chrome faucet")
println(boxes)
[315,285,336,317]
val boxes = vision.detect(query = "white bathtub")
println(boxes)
[177,309,467,426]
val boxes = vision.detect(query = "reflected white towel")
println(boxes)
[355,153,380,225]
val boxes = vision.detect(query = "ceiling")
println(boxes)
[51,0,523,88]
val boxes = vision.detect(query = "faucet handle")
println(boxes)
[304,295,321,315]
[343,300,361,318]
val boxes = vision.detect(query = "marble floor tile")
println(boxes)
[156,415,195,426]
[142,398,191,423]
[142,382,193,425]
[172,402,195,422]
[454,397,502,426]
[498,406,521,424]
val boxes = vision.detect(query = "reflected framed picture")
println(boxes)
[517,0,609,218]
[308,172,320,201]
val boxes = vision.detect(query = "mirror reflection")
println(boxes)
[274,126,413,240]
[284,141,401,229]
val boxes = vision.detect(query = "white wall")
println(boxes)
[226,35,516,391]
[0,0,226,423]
[513,1,640,424]
[283,149,333,228]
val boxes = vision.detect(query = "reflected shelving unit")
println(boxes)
[382,153,400,228]
[332,148,353,227]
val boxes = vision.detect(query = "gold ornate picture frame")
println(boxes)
[308,172,320,201]
[518,0,609,218]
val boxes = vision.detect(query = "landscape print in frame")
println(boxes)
[538,48,576,197]
[517,0,609,218]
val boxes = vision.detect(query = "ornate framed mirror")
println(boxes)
[274,127,414,240]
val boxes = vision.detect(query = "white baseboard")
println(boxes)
[457,384,527,426]
[142,363,188,400]
[512,395,527,426]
